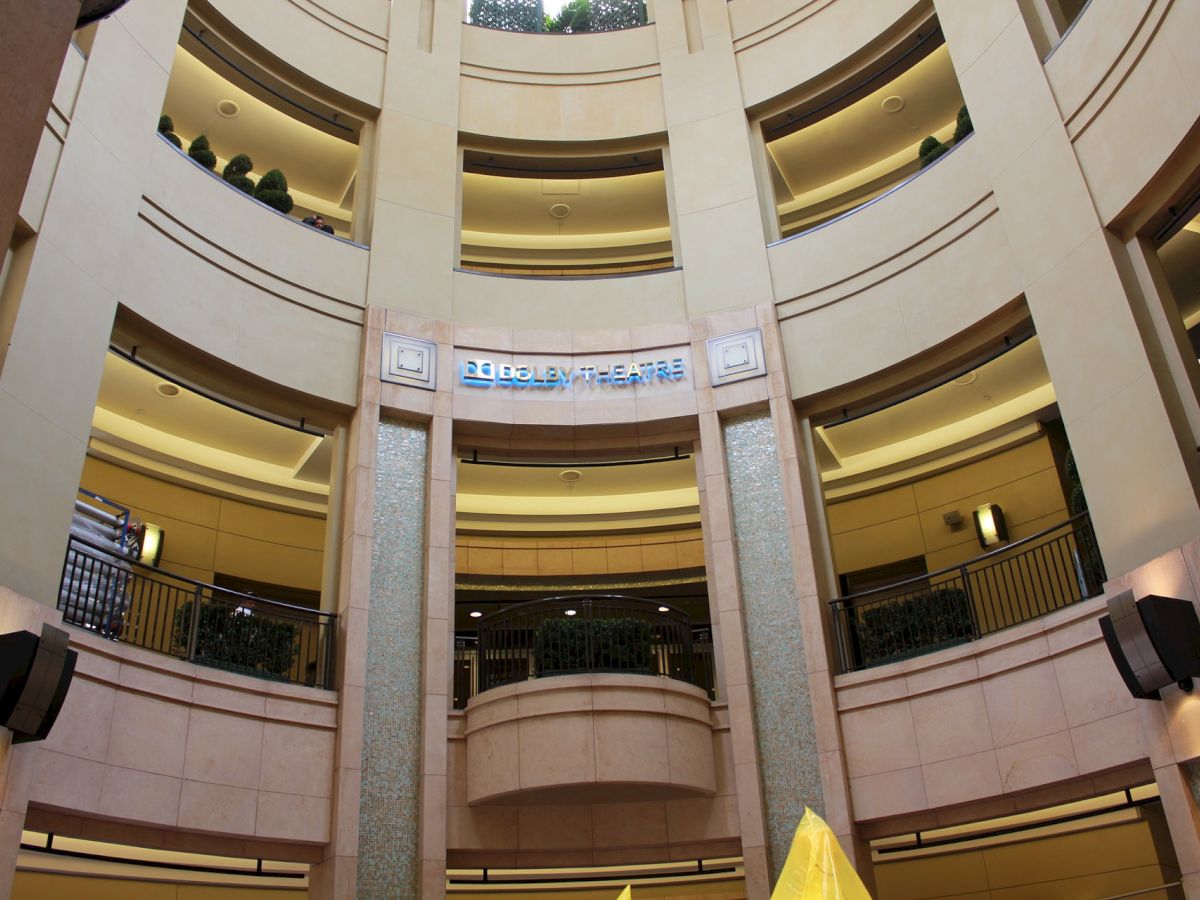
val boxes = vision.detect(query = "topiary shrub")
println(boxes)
[187,133,217,169]
[953,105,974,143]
[918,135,950,168]
[547,0,591,31]
[157,114,182,149]
[533,616,653,676]
[174,601,298,679]
[222,153,255,194]
[852,587,974,667]
[253,168,294,214]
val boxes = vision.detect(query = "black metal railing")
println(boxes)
[465,0,648,33]
[452,595,703,703]
[831,512,1106,672]
[58,535,336,688]
[453,621,716,709]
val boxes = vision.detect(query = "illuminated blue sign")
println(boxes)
[460,358,686,389]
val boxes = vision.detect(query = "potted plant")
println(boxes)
[157,114,182,148]
[174,601,298,679]
[222,153,254,194]
[187,133,217,170]
[918,134,950,168]
[953,105,973,142]
[254,168,294,214]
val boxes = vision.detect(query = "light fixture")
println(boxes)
[973,503,1007,548]
[564,609,577,616]
[657,606,670,613]
[469,610,482,619]
[140,523,164,566]
[943,510,964,530]
[155,382,181,398]
[1100,591,1200,699]
[216,99,240,118]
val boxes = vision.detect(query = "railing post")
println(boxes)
[186,584,203,662]
[960,564,981,640]
[324,615,337,689]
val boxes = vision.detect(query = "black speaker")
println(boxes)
[0,624,77,743]
[1100,591,1200,701]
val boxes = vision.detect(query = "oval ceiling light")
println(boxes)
[558,469,583,483]
[564,609,577,616]
[549,203,572,220]
[469,610,483,618]
[881,95,905,114]
[658,606,670,613]
[155,382,181,398]
[216,99,241,118]
[953,371,978,386]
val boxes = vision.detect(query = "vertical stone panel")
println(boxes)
[357,419,429,897]
[723,410,823,878]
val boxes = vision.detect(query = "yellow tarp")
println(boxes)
[770,808,872,899]
[616,886,632,900]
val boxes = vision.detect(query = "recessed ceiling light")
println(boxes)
[549,203,572,220]
[155,382,181,398]
[953,372,978,386]
[559,469,583,483]
[881,95,905,114]
[658,606,670,613]
[216,99,240,118]
[565,609,577,616]
[469,610,483,618]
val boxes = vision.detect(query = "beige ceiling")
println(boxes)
[91,353,331,511]
[460,170,669,239]
[162,47,359,210]
[456,457,700,533]
[817,338,1057,490]
[767,44,964,201]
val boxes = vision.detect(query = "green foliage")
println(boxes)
[589,0,646,30]
[534,616,653,675]
[174,602,298,679]
[222,154,255,194]
[158,115,182,148]
[469,0,545,32]
[853,588,974,667]
[953,105,973,143]
[187,133,217,170]
[918,135,949,168]
[1064,449,1086,515]
[253,168,294,214]
[548,0,590,32]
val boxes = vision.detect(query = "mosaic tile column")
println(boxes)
[357,419,429,898]
[723,410,824,880]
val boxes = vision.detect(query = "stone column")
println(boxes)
[366,0,463,319]
[936,0,1200,576]
[0,0,187,606]
[652,0,774,318]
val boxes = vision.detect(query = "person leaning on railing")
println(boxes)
[302,214,334,234]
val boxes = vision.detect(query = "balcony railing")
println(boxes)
[58,535,336,688]
[830,512,1106,672]
[452,595,711,707]
[465,0,648,33]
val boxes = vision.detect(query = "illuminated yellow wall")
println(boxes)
[79,456,324,592]
[12,872,305,899]
[827,435,1069,579]
[456,529,704,577]
[875,809,1180,900]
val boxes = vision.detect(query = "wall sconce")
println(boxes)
[0,624,77,743]
[973,504,1008,548]
[1100,591,1200,700]
[140,523,164,566]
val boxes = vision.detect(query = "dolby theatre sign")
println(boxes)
[459,357,686,389]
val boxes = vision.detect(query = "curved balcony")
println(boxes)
[830,512,1105,672]
[58,534,336,689]
[475,594,700,693]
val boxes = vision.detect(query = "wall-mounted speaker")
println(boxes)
[0,624,77,743]
[1099,591,1200,701]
